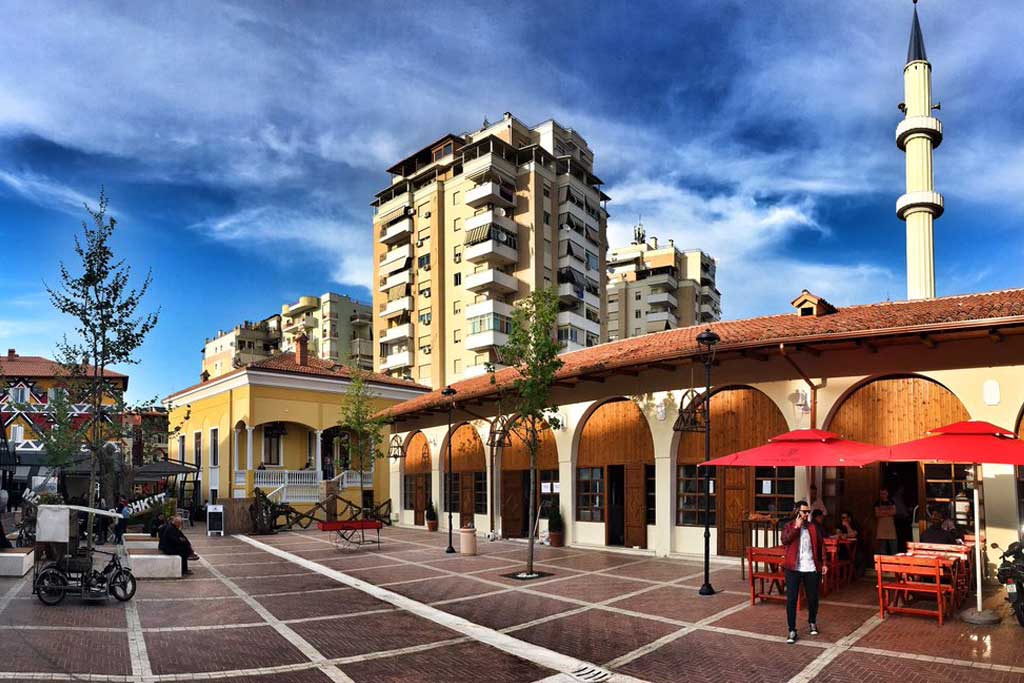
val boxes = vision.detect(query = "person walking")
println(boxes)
[781,500,826,644]
[113,498,129,545]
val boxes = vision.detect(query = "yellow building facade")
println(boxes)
[165,345,427,510]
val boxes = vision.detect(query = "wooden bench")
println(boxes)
[318,519,383,550]
[128,549,182,579]
[0,548,33,576]
[875,554,956,625]
[748,546,788,606]
[906,542,971,606]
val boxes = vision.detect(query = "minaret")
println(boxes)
[897,0,943,300]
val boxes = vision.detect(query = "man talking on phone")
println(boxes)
[781,500,826,644]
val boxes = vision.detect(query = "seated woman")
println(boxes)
[835,511,863,575]
[158,516,200,575]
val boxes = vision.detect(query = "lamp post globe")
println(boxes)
[441,386,457,554]
[697,328,719,596]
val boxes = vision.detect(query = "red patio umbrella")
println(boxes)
[699,429,877,468]
[864,420,1024,621]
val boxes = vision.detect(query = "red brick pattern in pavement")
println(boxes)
[0,629,131,674]
[136,577,237,599]
[529,572,656,603]
[617,629,820,683]
[601,558,707,582]
[341,640,553,683]
[145,624,309,674]
[435,590,581,630]
[388,574,503,603]
[511,607,679,665]
[344,562,448,585]
[288,608,462,659]
[138,595,263,628]
[710,600,874,643]
[816,650,1024,683]
[193,672,335,683]
[538,551,646,572]
[608,584,749,623]
[3,597,128,627]
[217,560,319,578]
[256,587,392,621]
[232,572,338,595]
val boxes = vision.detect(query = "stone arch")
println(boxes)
[823,374,970,547]
[438,422,486,527]
[675,385,789,557]
[575,397,655,549]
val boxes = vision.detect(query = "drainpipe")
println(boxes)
[778,343,824,429]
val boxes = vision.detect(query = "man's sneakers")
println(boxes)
[809,623,819,636]
[188,553,200,561]
[786,630,798,644]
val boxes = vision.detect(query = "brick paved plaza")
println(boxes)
[1,526,1021,682]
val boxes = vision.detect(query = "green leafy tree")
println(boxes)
[44,190,158,549]
[492,288,563,576]
[337,360,388,507]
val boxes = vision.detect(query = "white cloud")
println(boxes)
[0,170,96,215]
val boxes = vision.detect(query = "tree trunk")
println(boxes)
[526,418,537,575]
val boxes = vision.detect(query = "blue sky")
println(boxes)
[1,1,1022,403]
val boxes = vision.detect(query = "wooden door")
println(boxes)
[501,470,525,537]
[414,474,426,526]
[719,466,751,556]
[624,462,647,549]
[460,474,475,528]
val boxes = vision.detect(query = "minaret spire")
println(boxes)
[896,0,943,300]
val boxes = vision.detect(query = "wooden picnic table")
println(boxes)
[747,540,852,606]
[876,551,966,624]
[823,536,857,594]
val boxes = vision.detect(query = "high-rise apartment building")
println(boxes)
[607,225,720,340]
[372,112,609,388]
[202,293,373,379]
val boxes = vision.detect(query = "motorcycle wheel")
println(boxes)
[109,569,137,602]
[1014,598,1024,627]
[35,568,68,606]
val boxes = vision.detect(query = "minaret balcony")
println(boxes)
[896,116,943,150]
[896,191,944,221]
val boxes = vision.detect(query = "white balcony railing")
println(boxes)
[465,239,517,265]
[379,217,412,245]
[465,329,509,351]
[380,296,412,319]
[339,470,375,489]
[382,349,412,371]
[253,469,322,503]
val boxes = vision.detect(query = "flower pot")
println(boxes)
[426,519,438,532]
[548,530,564,548]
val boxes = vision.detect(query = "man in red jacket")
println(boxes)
[781,500,827,643]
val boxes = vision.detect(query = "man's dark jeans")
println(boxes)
[162,539,194,573]
[785,569,820,631]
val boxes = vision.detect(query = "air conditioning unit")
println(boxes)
[454,254,462,264]
[424,211,432,218]
[415,240,424,248]
[493,207,507,217]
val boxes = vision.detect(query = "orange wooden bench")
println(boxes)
[748,546,789,606]
[875,554,956,625]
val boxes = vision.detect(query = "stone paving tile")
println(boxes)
[312,554,405,571]
[344,563,448,585]
[512,608,678,665]
[257,587,391,621]
[420,554,523,573]
[529,573,655,603]
[855,601,1024,668]
[676,566,751,593]
[289,609,460,658]
[472,565,584,587]
[196,671,334,683]
[0,577,20,596]
[290,548,369,561]
[388,575,499,603]
[136,577,237,599]
[379,547,461,563]
[598,558,706,583]
[138,595,262,628]
[711,600,872,642]
[3,597,128,627]
[617,628,818,683]
[538,551,648,572]
[145,624,308,674]
[436,590,580,630]
[341,640,553,683]
[607,584,749,623]
[233,572,338,595]
[218,560,316,578]
[818,650,1024,683]
[493,544,587,561]
[0,628,131,674]
[205,551,279,565]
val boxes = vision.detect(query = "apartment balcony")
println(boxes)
[464,268,518,294]
[379,217,412,245]
[465,209,516,234]
[639,271,678,290]
[379,296,412,319]
[563,200,600,232]
[647,291,678,309]
[349,338,374,360]
[382,349,413,371]
[647,311,678,328]
[462,151,517,184]
[380,322,412,344]
[283,316,317,333]
[464,362,507,379]
[283,296,319,317]
[558,311,599,337]
[699,303,720,318]
[465,329,509,351]
[465,182,516,209]
[349,311,372,326]
[584,290,601,310]
[379,244,412,272]
[466,299,513,320]
[379,269,412,292]
[465,238,517,265]
[558,281,585,303]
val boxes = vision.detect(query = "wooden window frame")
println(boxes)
[576,466,604,522]
[403,475,414,511]
[754,466,796,515]
[444,472,461,512]
[473,471,487,514]
[676,464,716,526]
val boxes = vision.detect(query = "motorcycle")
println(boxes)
[992,541,1024,626]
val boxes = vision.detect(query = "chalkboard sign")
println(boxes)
[207,505,224,537]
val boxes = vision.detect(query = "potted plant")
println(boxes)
[548,506,565,547]
[425,500,438,532]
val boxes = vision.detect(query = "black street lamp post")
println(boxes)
[696,328,720,596]
[442,385,457,554]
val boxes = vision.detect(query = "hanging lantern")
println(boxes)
[673,388,707,433]
[387,434,404,460]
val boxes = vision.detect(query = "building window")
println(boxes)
[634,310,642,319]
[576,467,604,522]
[924,463,972,516]
[453,329,461,343]
[8,387,28,404]
[474,471,486,514]
[754,467,795,514]
[454,217,462,232]
[403,475,415,510]
[539,469,559,518]
[418,364,431,381]
[194,432,203,470]
[444,472,461,512]
[676,464,715,526]
[543,185,550,198]
[544,211,551,226]
[9,424,24,442]
[209,428,219,467]
[454,273,461,286]
[634,292,642,301]
[418,254,431,270]
[453,300,462,315]
[451,191,461,205]
[263,432,281,466]
[418,310,432,325]
[47,387,67,403]
[419,287,432,299]
[453,358,462,374]
[307,431,315,467]
[178,435,186,461]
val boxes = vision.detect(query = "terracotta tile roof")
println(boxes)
[164,354,428,401]
[382,288,1024,420]
[0,350,128,381]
